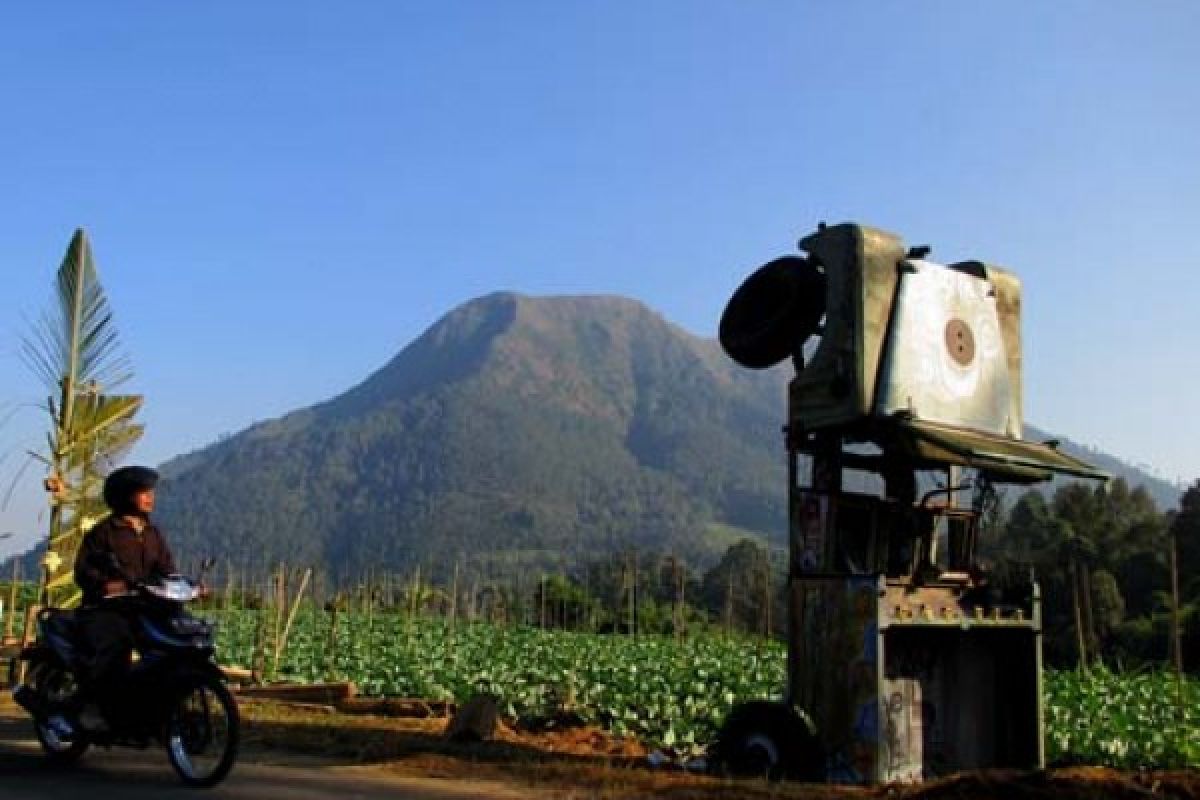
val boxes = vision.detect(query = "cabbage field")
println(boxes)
[211,610,1198,768]
[1045,666,1198,768]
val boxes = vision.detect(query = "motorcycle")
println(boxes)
[9,572,239,788]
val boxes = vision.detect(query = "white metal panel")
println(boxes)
[875,261,1017,437]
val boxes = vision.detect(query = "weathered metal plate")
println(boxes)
[876,260,1017,437]
[896,419,1110,482]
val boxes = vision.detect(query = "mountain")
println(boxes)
[1022,427,1183,512]
[155,293,790,580]
[151,292,1183,580]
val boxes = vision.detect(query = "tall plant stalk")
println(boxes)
[22,230,143,607]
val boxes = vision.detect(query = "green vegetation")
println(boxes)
[214,610,782,753]
[1046,665,1198,769]
[210,609,1199,767]
[986,478,1199,670]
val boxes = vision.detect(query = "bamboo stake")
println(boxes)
[558,564,566,630]
[273,566,313,674]
[468,573,478,624]
[273,563,286,668]
[251,606,266,684]
[678,560,686,640]
[763,554,772,639]
[631,549,639,637]
[1069,557,1088,673]
[539,574,546,629]
[326,592,340,681]
[1080,562,1096,661]
[724,572,734,636]
[5,560,19,641]
[1169,527,1184,707]
[449,559,459,630]
[224,559,235,611]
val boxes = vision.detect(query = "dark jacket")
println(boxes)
[74,515,177,605]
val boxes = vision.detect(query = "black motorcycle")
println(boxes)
[10,574,239,788]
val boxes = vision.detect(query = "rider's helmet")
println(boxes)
[103,466,159,515]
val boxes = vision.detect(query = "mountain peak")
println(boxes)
[154,292,1181,579]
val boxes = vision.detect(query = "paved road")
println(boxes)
[0,717,527,800]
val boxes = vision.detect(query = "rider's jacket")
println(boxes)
[74,515,177,605]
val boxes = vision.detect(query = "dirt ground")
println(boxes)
[2,693,1197,799]
[233,698,1200,799]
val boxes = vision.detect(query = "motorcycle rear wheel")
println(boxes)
[26,659,89,763]
[33,718,90,763]
[164,674,239,788]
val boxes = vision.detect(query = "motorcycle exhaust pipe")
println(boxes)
[12,685,48,717]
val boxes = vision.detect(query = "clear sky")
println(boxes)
[2,2,1198,557]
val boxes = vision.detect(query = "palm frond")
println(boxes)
[1,453,36,511]
[21,229,132,398]
[21,229,146,609]
[46,566,80,591]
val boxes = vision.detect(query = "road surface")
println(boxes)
[0,716,529,800]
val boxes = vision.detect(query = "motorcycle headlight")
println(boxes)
[155,578,199,603]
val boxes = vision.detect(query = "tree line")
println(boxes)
[985,477,1197,671]
[6,476,1195,675]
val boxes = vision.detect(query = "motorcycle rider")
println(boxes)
[58,466,177,733]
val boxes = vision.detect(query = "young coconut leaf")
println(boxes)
[21,230,144,606]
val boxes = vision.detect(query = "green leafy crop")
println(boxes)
[213,610,1197,766]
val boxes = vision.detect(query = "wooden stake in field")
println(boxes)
[762,552,772,639]
[539,573,546,630]
[251,603,267,684]
[449,559,460,631]
[724,571,734,636]
[272,566,312,676]
[1068,556,1088,673]
[1168,524,1184,711]
[631,549,639,637]
[272,563,287,670]
[326,591,341,681]
[5,560,19,642]
[223,559,235,611]
[579,569,586,630]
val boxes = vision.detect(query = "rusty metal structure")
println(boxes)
[715,222,1106,783]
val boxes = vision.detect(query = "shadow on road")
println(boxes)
[243,711,639,769]
[0,713,533,799]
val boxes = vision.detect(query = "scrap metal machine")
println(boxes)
[714,222,1106,783]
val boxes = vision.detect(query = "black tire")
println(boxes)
[164,674,239,788]
[33,717,90,764]
[711,701,823,782]
[25,658,90,764]
[719,256,826,369]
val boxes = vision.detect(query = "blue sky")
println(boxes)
[2,2,1198,556]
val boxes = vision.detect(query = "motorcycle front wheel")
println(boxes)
[164,674,239,787]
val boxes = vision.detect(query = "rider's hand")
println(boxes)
[103,579,128,597]
[196,583,212,599]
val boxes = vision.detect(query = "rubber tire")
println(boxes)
[711,701,823,782]
[33,719,90,764]
[719,256,826,369]
[164,675,240,788]
[26,658,90,764]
